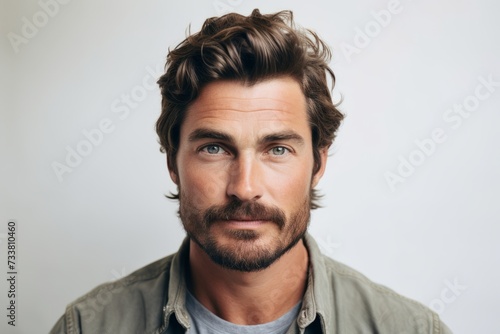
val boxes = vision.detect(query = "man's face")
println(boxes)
[171,76,327,272]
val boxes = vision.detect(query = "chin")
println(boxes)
[192,229,305,272]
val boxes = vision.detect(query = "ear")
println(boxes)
[167,155,178,185]
[311,147,328,188]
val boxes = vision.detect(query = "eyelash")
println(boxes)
[268,146,290,156]
[199,144,291,156]
[200,144,227,155]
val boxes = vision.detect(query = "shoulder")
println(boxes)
[50,254,175,334]
[320,254,451,333]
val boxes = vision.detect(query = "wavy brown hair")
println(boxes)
[156,9,344,209]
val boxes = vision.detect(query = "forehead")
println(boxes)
[183,77,308,131]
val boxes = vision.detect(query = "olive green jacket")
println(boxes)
[50,234,452,333]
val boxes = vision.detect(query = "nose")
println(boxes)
[226,153,263,202]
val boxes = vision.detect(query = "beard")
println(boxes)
[179,193,310,272]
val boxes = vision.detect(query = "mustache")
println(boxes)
[202,199,286,229]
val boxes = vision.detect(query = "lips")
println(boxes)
[223,219,267,229]
[225,217,266,221]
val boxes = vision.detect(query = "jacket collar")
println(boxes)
[162,237,191,331]
[301,233,334,333]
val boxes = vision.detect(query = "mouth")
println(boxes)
[222,218,269,228]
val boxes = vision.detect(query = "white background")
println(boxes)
[1,0,499,333]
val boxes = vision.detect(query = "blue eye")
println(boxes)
[202,145,226,154]
[270,146,288,155]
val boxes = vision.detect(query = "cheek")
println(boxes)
[265,163,313,204]
[178,162,229,208]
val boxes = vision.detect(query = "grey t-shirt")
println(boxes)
[186,290,301,334]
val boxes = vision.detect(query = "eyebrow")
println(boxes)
[188,128,234,142]
[188,128,305,146]
[261,132,305,146]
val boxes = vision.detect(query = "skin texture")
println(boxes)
[169,76,328,324]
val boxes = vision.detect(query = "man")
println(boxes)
[50,9,452,334]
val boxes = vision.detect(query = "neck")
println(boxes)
[188,238,309,325]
